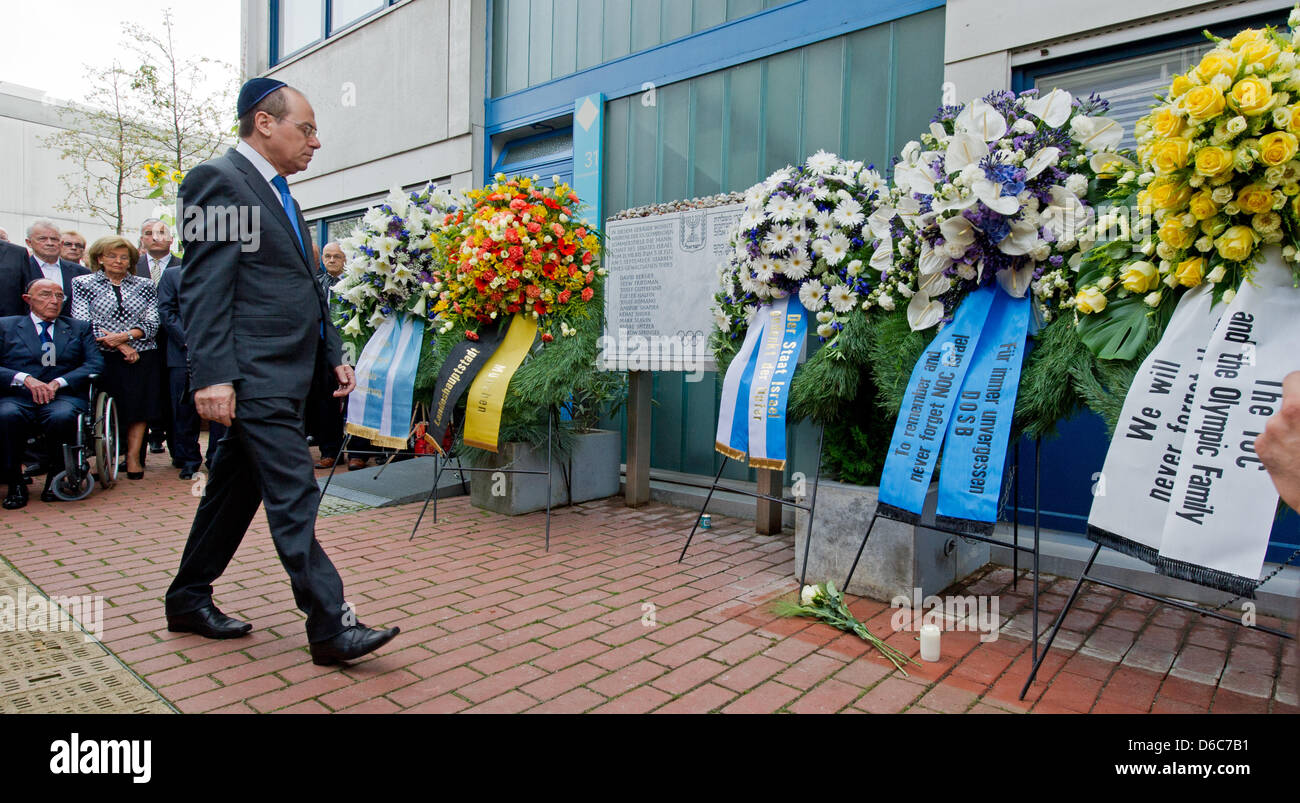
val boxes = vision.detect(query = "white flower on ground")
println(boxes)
[800,585,819,606]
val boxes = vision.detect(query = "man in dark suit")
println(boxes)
[24,221,89,319]
[156,264,225,479]
[24,220,89,320]
[136,218,180,461]
[135,218,180,280]
[0,279,104,508]
[0,239,30,318]
[164,79,398,666]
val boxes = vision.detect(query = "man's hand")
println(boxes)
[1256,371,1300,511]
[23,375,55,404]
[332,364,356,398]
[97,331,130,349]
[118,344,139,363]
[195,384,237,426]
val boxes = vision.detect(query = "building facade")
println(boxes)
[238,0,1298,567]
[0,82,158,247]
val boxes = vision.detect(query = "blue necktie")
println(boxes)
[272,175,326,340]
[39,321,52,345]
[270,175,306,258]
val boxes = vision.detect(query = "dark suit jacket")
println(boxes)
[0,242,30,318]
[25,256,89,318]
[0,314,104,402]
[178,147,342,401]
[156,264,189,369]
[135,252,180,279]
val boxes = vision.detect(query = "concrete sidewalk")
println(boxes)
[0,451,1295,714]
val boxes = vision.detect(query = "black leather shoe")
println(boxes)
[166,605,252,639]
[2,484,28,510]
[40,487,59,503]
[149,442,166,454]
[127,471,144,480]
[179,466,198,480]
[309,625,400,666]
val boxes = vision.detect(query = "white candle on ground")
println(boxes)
[919,624,941,662]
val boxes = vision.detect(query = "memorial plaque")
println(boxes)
[601,202,744,373]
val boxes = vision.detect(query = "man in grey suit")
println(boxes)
[164,78,398,666]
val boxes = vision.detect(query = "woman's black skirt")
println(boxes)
[98,348,163,425]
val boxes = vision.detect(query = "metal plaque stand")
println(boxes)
[679,425,825,589]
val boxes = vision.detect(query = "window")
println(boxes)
[326,215,363,243]
[330,0,384,33]
[277,0,324,59]
[1034,46,1207,152]
[490,0,797,96]
[272,0,396,64]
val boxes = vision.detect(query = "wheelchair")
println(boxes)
[24,376,120,502]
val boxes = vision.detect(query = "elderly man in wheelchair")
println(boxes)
[0,278,104,509]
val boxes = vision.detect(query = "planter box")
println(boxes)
[469,429,621,515]
[794,480,989,602]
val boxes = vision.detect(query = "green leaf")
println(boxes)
[1076,295,1151,361]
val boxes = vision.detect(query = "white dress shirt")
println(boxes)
[10,312,68,389]
[35,257,61,285]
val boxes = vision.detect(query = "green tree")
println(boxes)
[124,8,235,182]
[45,63,156,234]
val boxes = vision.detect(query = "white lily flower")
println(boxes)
[1022,146,1061,179]
[1072,116,1124,152]
[907,292,944,331]
[956,99,1008,141]
[918,241,953,276]
[996,264,1036,298]
[1024,88,1074,128]
[997,220,1041,256]
[944,132,990,174]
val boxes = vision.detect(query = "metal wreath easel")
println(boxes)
[841,436,1048,677]
[316,409,558,549]
[1020,534,1298,701]
[678,425,826,590]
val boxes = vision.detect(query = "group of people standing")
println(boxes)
[0,218,222,496]
[0,213,366,509]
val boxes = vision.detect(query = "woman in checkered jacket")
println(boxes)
[72,236,162,479]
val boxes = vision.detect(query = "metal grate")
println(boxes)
[0,560,173,714]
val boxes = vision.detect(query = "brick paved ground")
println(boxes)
[1,449,1296,714]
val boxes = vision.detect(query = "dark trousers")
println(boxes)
[306,384,345,459]
[165,396,346,643]
[168,367,226,470]
[0,395,85,484]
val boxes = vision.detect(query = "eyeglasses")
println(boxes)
[62,242,85,250]
[279,117,319,139]
[99,253,131,263]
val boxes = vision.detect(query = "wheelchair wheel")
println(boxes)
[94,392,119,489]
[50,469,94,501]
